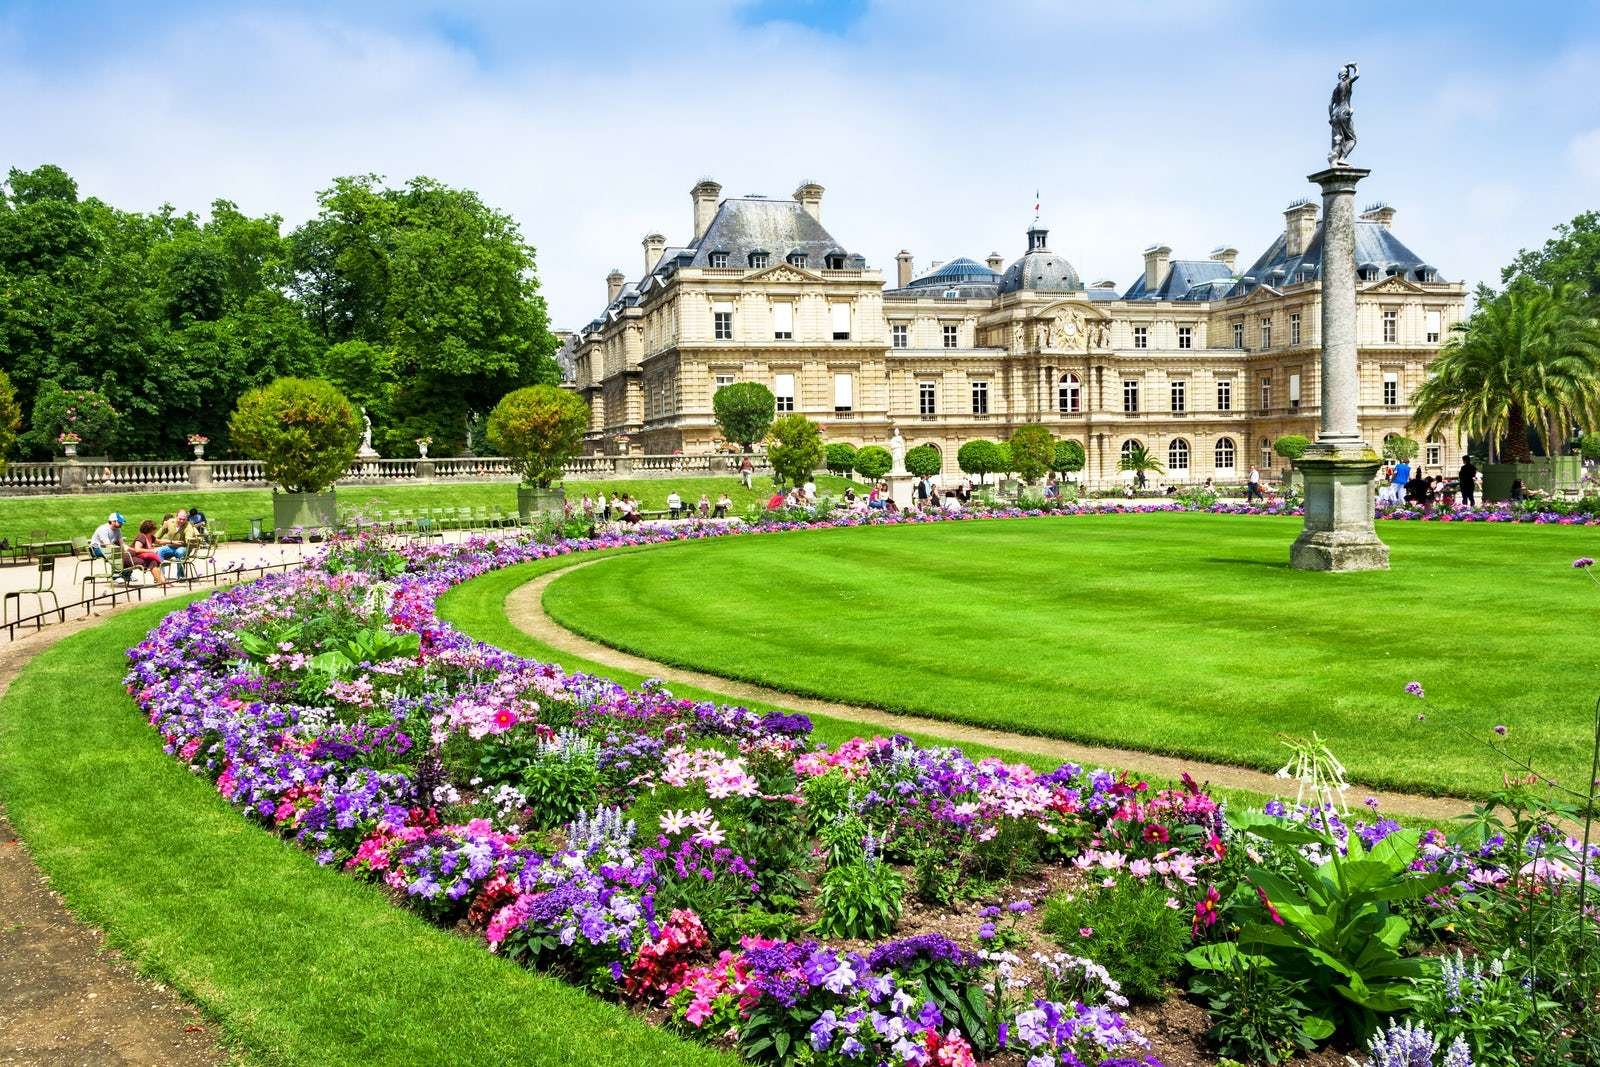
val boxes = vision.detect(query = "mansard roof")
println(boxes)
[884,256,1001,301]
[1227,221,1441,298]
[688,197,865,271]
[1122,258,1236,302]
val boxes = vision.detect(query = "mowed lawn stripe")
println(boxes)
[541,514,1599,797]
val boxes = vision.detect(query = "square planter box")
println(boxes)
[517,486,567,522]
[273,491,338,540]
[1482,458,1583,502]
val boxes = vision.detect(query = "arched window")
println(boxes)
[1058,372,1081,414]
[1260,437,1273,469]
[1168,438,1190,471]
[1121,439,1142,462]
[1215,436,1236,471]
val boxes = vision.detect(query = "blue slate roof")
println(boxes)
[1122,258,1236,301]
[883,256,1002,301]
[1226,221,1440,298]
[688,197,865,271]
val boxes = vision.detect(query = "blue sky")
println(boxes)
[3,1,1598,326]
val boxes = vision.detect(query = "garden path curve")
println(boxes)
[507,559,1474,822]
[0,604,223,1066]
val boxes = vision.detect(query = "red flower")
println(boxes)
[1192,884,1221,936]
[1255,884,1285,926]
[1142,824,1170,844]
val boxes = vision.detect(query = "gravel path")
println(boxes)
[507,559,1474,822]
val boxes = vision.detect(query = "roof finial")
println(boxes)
[1033,187,1040,226]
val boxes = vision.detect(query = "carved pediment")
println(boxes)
[1035,299,1112,352]
[744,263,821,284]
[1362,275,1426,295]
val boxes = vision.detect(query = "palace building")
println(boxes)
[566,179,1468,485]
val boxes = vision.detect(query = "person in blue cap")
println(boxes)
[89,512,134,582]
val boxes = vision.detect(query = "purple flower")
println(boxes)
[1574,557,1594,569]
[1405,681,1425,698]
[1493,724,1508,736]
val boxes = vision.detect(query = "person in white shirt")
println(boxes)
[597,493,609,521]
[89,512,134,582]
[666,491,683,519]
[1246,467,1262,503]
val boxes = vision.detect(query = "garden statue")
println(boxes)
[357,407,379,459]
[1328,62,1359,166]
[889,426,906,474]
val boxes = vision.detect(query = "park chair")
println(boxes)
[472,506,491,530]
[76,538,125,597]
[5,557,61,626]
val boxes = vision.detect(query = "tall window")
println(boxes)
[713,302,733,340]
[830,302,852,341]
[1215,437,1236,472]
[1425,310,1441,344]
[943,324,959,349]
[1059,372,1081,414]
[1216,378,1232,411]
[1170,379,1187,413]
[1383,309,1398,343]
[1232,322,1244,349]
[1260,437,1273,468]
[1168,438,1190,471]
[1426,437,1442,466]
[971,380,989,415]
[833,372,853,412]
[708,252,728,268]
[918,381,937,415]
[1289,372,1302,410]
[1133,325,1149,349]
[714,373,734,392]
[891,323,908,349]
[1260,317,1272,349]
[1260,375,1272,409]
[1383,371,1398,406]
[774,373,795,413]
[1120,439,1142,465]
[1289,312,1301,346]
[772,302,793,340]
[1177,325,1193,350]
[1122,379,1139,413]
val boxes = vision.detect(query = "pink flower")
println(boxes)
[1078,926,1093,938]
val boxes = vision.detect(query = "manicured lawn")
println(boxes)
[541,513,1600,798]
[0,474,852,544]
[0,600,734,1067]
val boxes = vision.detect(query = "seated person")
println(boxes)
[130,520,168,585]
[186,505,209,536]
[89,512,135,581]
[713,493,731,519]
[157,509,201,575]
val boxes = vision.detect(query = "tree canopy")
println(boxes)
[956,439,1002,483]
[485,385,589,488]
[853,445,892,480]
[765,415,823,487]
[712,382,776,452]
[1007,424,1056,483]
[1503,210,1600,299]
[904,444,942,478]
[1052,439,1086,473]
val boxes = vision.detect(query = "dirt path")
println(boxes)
[0,603,225,1066]
[507,560,1474,822]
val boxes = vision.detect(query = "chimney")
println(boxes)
[794,181,824,223]
[691,179,722,241]
[642,233,666,275]
[1142,245,1171,293]
[1209,246,1238,272]
[1360,202,1396,229]
[606,268,625,304]
[895,250,914,288]
[986,251,1004,272]
[1284,199,1319,257]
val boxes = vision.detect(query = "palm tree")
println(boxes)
[1118,441,1164,488]
[1411,281,1600,462]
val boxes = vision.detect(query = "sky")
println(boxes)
[3,1,1598,328]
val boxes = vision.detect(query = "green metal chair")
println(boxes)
[5,557,61,625]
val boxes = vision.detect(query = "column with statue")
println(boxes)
[885,426,916,509]
[1290,62,1389,572]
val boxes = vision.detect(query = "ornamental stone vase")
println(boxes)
[62,442,78,458]
[272,490,339,542]
[517,485,566,523]
[192,443,205,459]
[418,441,429,458]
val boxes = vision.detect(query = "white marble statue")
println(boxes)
[889,426,906,474]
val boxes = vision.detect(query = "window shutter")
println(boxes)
[830,302,851,336]
[1383,371,1398,384]
[772,302,793,335]
[1289,373,1301,402]
[712,301,734,314]
[833,373,853,408]
[774,373,795,399]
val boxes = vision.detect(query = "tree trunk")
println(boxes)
[1505,403,1534,463]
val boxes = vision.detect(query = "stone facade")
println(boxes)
[568,180,1468,485]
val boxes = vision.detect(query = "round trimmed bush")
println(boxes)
[1274,435,1312,462]
[904,444,942,478]
[713,382,775,453]
[766,414,824,487]
[854,445,892,480]
[229,377,362,493]
[1052,439,1086,474]
[957,439,1002,484]
[825,442,859,478]
[1008,424,1056,483]
[486,385,589,488]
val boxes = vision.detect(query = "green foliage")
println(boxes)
[813,855,903,940]
[1406,950,1552,1066]
[994,441,1014,475]
[1273,435,1311,462]
[1188,952,1319,1064]
[1007,424,1056,483]
[712,382,775,452]
[1052,438,1086,473]
[0,369,20,471]
[1381,435,1420,462]
[485,385,589,488]
[904,443,942,478]
[228,377,362,493]
[1503,209,1600,298]
[824,442,858,477]
[24,382,118,454]
[1118,441,1163,478]
[1041,879,1189,1001]
[956,439,1002,483]
[321,340,401,451]
[765,414,823,487]
[1581,434,1600,462]
[517,735,602,830]
[852,444,892,480]
[1174,485,1220,509]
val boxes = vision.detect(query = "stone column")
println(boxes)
[1290,166,1388,571]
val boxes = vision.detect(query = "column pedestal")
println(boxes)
[1289,449,1388,571]
[885,472,915,509]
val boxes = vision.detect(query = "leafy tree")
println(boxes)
[766,414,823,487]
[1581,434,1600,462]
[1381,435,1420,462]
[712,382,776,453]
[904,444,942,478]
[1007,424,1056,483]
[1503,210,1600,298]
[1052,439,1086,474]
[824,441,858,478]
[853,445,892,480]
[0,369,19,472]
[321,340,401,451]
[957,439,1002,484]
[1411,281,1600,462]
[228,377,361,493]
[1274,435,1312,462]
[995,441,1015,477]
[1119,441,1164,484]
[23,383,118,454]
[485,385,589,488]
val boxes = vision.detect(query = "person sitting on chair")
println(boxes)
[89,512,134,583]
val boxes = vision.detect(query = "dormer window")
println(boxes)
[748,252,768,269]
[1358,266,1378,281]
[787,252,807,267]
[709,252,729,268]
[825,253,846,270]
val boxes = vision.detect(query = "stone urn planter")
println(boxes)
[272,491,339,541]
[192,442,205,459]
[517,486,567,523]
[417,441,430,458]
[61,441,79,458]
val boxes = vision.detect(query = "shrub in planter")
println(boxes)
[1274,435,1311,463]
[486,385,589,519]
[957,439,1002,484]
[229,377,362,535]
[904,443,941,478]
[765,414,823,487]
[1052,438,1086,475]
[853,444,892,480]
[824,442,858,478]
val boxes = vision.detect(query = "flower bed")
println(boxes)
[125,526,1600,1066]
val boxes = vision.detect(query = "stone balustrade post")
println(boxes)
[189,460,213,490]
[416,459,436,482]
[57,458,86,493]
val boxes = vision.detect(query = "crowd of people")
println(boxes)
[87,507,207,585]
[1377,456,1481,510]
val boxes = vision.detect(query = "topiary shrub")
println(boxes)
[0,370,19,473]
[228,377,362,493]
[766,414,824,487]
[485,385,589,488]
[1274,435,1312,462]
[713,382,776,454]
[1052,438,1086,474]
[904,444,942,478]
[957,439,1002,484]
[1382,435,1420,462]
[854,444,892,480]
[1008,424,1056,483]
[995,441,1015,477]
[825,442,858,478]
